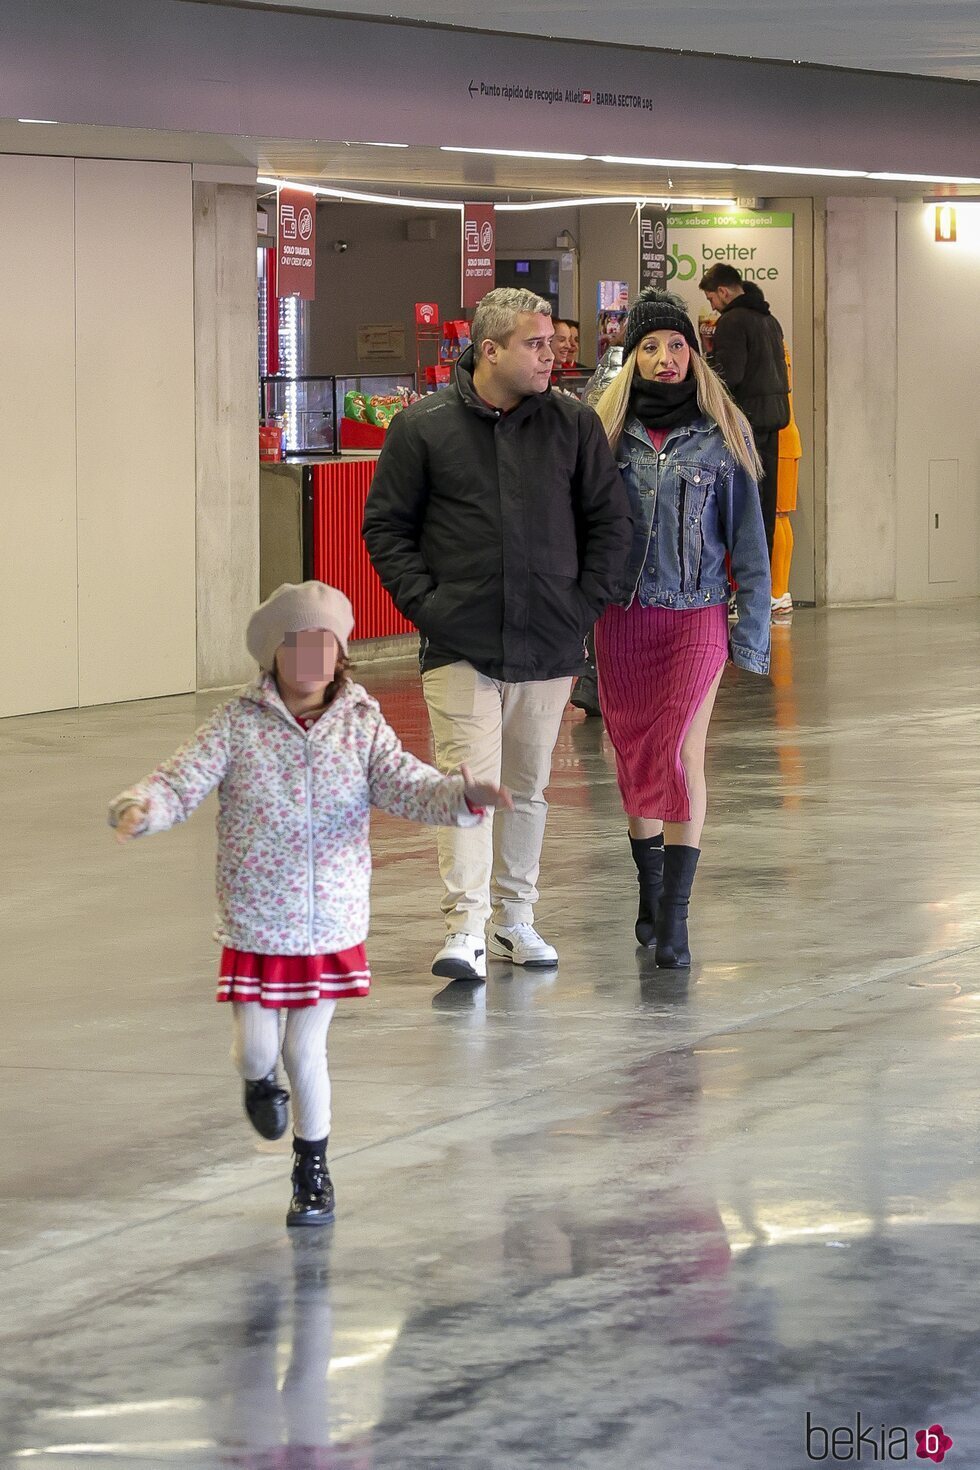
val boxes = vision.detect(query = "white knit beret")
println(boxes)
[246,581,355,670]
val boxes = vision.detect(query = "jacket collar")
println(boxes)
[721,282,771,316]
[623,412,714,447]
[242,671,354,731]
[452,344,548,424]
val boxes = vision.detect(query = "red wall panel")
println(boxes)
[311,461,416,642]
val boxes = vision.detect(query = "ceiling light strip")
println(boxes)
[597,155,736,170]
[869,171,980,184]
[496,195,733,210]
[431,145,980,187]
[257,176,735,211]
[739,164,868,177]
[442,146,589,161]
[257,175,463,210]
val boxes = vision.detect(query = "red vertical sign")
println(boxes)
[462,203,496,310]
[277,187,316,300]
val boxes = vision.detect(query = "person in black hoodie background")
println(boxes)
[698,264,790,557]
[363,288,631,982]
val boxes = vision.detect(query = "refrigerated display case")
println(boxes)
[260,375,335,456]
[259,374,418,456]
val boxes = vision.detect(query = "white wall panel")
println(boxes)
[896,203,980,602]
[74,159,196,706]
[0,155,78,718]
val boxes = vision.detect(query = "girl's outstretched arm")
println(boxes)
[108,701,232,839]
[367,716,511,825]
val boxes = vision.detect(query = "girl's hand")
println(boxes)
[460,764,514,812]
[114,801,149,843]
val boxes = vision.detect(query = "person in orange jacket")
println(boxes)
[772,346,802,615]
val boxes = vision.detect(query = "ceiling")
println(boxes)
[4,122,974,206]
[195,0,980,82]
[4,3,977,205]
[249,139,980,203]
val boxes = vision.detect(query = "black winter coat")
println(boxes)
[709,283,790,431]
[362,348,632,682]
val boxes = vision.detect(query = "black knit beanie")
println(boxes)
[623,288,700,358]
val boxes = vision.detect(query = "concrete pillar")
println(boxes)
[824,197,898,603]
[193,178,260,689]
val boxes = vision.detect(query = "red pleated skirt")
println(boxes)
[216,944,371,1008]
[596,601,728,822]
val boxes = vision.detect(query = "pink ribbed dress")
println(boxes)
[595,428,729,822]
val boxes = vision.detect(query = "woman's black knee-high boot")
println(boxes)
[656,846,701,968]
[629,834,665,947]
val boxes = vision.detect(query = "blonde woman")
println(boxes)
[593,290,771,967]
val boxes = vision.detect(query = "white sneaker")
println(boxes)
[771,592,793,614]
[488,923,559,968]
[431,933,486,980]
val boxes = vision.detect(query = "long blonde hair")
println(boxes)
[594,348,763,478]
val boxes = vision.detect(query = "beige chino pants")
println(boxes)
[421,661,573,935]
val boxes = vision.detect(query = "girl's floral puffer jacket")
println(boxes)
[108,674,480,955]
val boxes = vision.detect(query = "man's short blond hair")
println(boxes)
[472,288,552,360]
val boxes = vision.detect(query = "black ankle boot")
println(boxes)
[287,1136,335,1228]
[629,834,665,947]
[656,846,701,969]
[243,1071,290,1140]
[570,672,602,719]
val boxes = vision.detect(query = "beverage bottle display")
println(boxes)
[698,313,717,356]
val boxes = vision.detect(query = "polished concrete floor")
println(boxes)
[2,603,980,1469]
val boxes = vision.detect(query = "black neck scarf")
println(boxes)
[630,374,700,430]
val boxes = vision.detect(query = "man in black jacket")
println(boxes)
[699,264,790,557]
[363,287,631,981]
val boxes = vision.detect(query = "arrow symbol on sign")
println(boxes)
[468,80,478,98]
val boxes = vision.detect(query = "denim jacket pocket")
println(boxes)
[623,451,658,500]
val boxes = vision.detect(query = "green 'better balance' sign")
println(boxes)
[666,211,794,354]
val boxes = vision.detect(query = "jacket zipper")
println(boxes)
[254,691,318,948]
[305,735,315,951]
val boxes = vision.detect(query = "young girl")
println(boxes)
[109,581,511,1228]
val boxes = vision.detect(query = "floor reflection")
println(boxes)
[4,606,980,1468]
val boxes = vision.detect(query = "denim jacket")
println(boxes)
[616,414,771,675]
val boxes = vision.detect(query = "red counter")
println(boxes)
[310,459,416,641]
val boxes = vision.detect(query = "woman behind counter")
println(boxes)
[593,289,771,968]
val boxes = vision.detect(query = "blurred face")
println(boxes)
[275,628,339,692]
[481,312,555,399]
[568,323,580,358]
[551,320,572,365]
[635,329,692,384]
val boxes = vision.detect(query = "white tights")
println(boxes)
[231,1001,337,1142]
